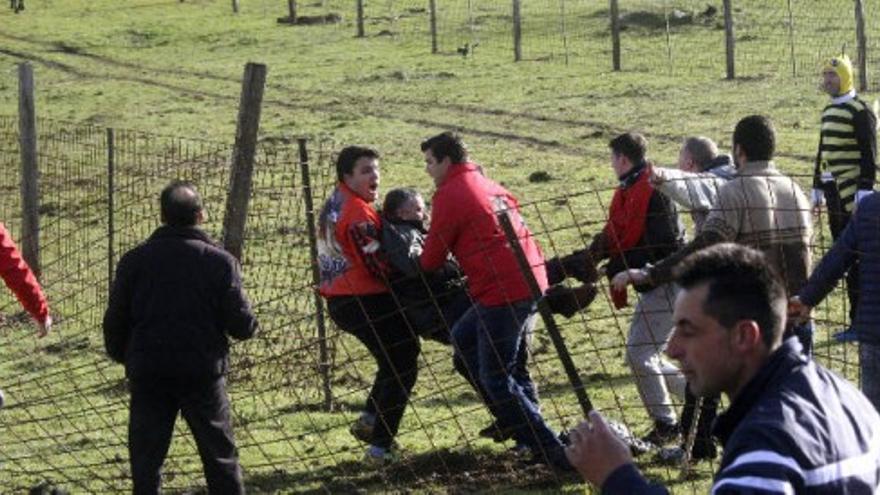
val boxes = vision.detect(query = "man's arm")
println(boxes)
[103,255,134,363]
[711,429,809,494]
[0,223,50,334]
[854,105,877,196]
[653,167,723,212]
[798,213,859,307]
[221,259,258,341]
[348,219,389,281]
[420,195,458,272]
[646,229,726,286]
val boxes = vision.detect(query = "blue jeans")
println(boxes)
[451,300,563,458]
[860,342,880,413]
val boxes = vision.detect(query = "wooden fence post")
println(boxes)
[723,0,735,80]
[288,0,297,22]
[356,0,365,37]
[786,0,796,78]
[299,138,333,412]
[609,0,620,71]
[512,0,522,62]
[855,0,868,91]
[17,63,40,279]
[222,63,267,260]
[429,0,438,54]
[232,0,239,14]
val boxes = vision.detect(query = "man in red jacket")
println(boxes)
[419,132,571,469]
[0,223,52,407]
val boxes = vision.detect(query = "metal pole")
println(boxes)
[107,128,115,296]
[497,211,593,416]
[299,138,333,412]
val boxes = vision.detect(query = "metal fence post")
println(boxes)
[723,0,735,80]
[609,0,621,71]
[299,138,333,412]
[18,62,40,279]
[107,128,115,295]
[512,0,522,62]
[222,63,267,261]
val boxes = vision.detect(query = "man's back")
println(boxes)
[103,225,257,381]
[703,161,812,295]
[713,338,880,494]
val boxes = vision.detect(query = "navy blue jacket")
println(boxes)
[602,338,880,494]
[103,225,258,381]
[799,192,880,344]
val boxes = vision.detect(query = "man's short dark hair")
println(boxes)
[609,133,648,166]
[383,187,421,221]
[733,115,775,162]
[160,181,203,227]
[420,132,468,164]
[683,136,719,171]
[336,146,380,182]
[674,243,787,349]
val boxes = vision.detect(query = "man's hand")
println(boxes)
[565,411,634,487]
[648,167,667,186]
[35,314,52,338]
[788,297,811,326]
[610,268,647,292]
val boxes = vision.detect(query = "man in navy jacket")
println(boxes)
[793,191,880,412]
[103,181,258,494]
[566,244,880,494]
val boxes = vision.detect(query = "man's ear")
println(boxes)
[730,320,763,353]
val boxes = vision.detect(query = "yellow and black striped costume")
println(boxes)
[814,95,877,214]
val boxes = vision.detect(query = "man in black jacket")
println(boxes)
[566,244,880,494]
[103,181,258,494]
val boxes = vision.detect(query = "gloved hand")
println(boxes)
[544,284,598,318]
[545,250,599,286]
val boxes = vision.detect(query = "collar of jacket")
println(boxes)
[712,337,807,446]
[736,160,775,176]
[831,89,857,105]
[618,160,647,188]
[384,216,426,233]
[441,162,480,186]
[149,225,216,245]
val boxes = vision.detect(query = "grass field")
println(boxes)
[0,0,870,492]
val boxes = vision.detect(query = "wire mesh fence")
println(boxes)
[0,113,862,492]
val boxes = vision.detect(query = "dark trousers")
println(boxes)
[680,384,718,454]
[823,181,860,322]
[129,376,243,495]
[328,294,421,449]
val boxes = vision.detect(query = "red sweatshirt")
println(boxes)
[420,163,547,306]
[0,223,49,323]
[317,184,389,297]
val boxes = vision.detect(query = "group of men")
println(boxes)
[32,52,872,493]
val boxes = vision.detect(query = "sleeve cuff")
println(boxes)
[856,189,873,204]
[601,463,654,495]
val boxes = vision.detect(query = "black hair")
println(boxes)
[382,188,422,221]
[674,243,787,349]
[420,132,468,164]
[160,180,202,227]
[608,132,648,166]
[733,115,775,162]
[336,146,380,182]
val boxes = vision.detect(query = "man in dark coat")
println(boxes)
[103,181,258,494]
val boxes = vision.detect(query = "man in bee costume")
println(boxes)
[812,54,877,333]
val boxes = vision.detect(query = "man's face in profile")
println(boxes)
[666,284,743,398]
[424,149,450,186]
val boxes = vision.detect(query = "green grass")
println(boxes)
[0,0,868,492]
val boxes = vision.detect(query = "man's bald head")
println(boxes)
[160,181,203,227]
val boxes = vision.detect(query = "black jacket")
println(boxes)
[601,338,880,494]
[103,225,258,381]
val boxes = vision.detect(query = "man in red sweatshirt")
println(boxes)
[419,132,570,469]
[0,223,52,407]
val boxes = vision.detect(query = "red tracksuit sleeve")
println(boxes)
[0,224,48,323]
[420,192,457,272]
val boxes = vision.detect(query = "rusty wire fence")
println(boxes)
[0,114,859,492]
